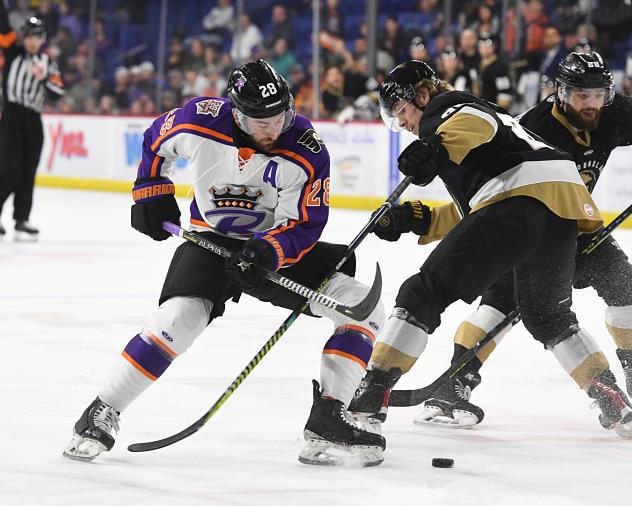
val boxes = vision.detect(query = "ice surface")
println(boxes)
[1,188,630,506]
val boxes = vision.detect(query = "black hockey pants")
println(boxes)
[395,197,579,347]
[0,102,44,222]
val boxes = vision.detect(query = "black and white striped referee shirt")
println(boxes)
[0,6,64,113]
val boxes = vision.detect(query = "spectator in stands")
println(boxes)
[477,32,512,109]
[8,0,33,35]
[458,28,480,77]
[111,66,131,111]
[321,0,345,39]
[94,18,110,58]
[321,63,367,118]
[550,0,582,38]
[167,37,187,72]
[468,3,500,38]
[264,4,295,51]
[539,26,565,77]
[353,36,394,75]
[204,69,228,97]
[575,36,595,54]
[270,37,298,80]
[57,95,76,113]
[160,90,178,113]
[438,45,472,92]
[380,15,408,63]
[230,12,262,63]
[137,61,157,99]
[182,68,210,98]
[203,44,229,77]
[167,69,184,105]
[51,25,76,69]
[187,38,207,73]
[202,0,234,47]
[36,0,58,40]
[99,95,118,115]
[319,0,345,57]
[576,24,599,53]
[58,0,81,41]
[409,36,436,72]
[413,0,442,37]
[523,0,549,70]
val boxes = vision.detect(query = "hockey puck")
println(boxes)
[432,458,454,468]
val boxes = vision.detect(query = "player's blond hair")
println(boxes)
[414,79,454,101]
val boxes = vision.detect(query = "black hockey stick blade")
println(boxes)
[337,263,382,320]
[388,310,521,407]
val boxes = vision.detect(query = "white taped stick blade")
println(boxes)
[298,432,384,467]
[63,434,109,461]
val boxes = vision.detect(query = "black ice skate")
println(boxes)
[348,367,402,429]
[0,222,5,237]
[14,221,39,242]
[299,380,386,467]
[63,397,120,461]
[616,348,632,397]
[588,369,632,439]
[414,372,485,429]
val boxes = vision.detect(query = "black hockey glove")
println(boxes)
[226,237,277,290]
[373,201,431,242]
[398,135,445,186]
[131,177,180,241]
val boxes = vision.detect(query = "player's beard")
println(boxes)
[563,103,603,130]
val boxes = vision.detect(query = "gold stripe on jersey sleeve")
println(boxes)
[436,108,497,164]
[418,202,462,245]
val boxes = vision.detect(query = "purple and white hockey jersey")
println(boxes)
[134,97,330,271]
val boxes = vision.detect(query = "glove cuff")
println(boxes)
[407,200,431,236]
[132,177,176,203]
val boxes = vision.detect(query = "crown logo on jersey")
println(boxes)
[210,185,262,209]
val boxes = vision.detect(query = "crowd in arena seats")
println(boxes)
[2,0,632,119]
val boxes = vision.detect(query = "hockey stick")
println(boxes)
[388,310,521,407]
[161,222,382,321]
[580,202,632,254]
[127,176,414,452]
[388,203,632,407]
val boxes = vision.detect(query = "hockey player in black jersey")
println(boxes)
[349,59,632,439]
[394,51,632,432]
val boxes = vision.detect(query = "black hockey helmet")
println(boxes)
[21,16,46,39]
[228,59,295,135]
[379,60,436,131]
[555,51,614,107]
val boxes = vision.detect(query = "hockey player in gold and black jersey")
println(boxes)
[398,52,632,433]
[348,59,632,439]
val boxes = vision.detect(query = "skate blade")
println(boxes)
[298,434,384,467]
[14,231,38,243]
[413,406,478,429]
[62,434,108,462]
[615,420,632,439]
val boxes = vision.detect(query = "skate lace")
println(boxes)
[93,403,120,435]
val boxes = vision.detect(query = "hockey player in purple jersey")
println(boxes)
[63,60,386,466]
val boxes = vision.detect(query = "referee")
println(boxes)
[0,0,64,241]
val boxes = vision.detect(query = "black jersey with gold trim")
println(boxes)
[418,90,602,232]
[519,93,632,193]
